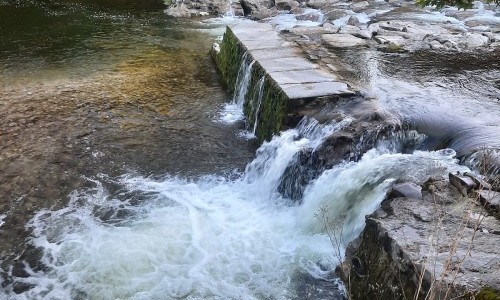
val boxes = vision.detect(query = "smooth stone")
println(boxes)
[461,33,490,48]
[322,33,368,47]
[387,182,423,200]
[373,35,406,46]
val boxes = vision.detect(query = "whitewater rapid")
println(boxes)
[3,117,469,300]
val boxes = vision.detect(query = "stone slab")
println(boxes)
[229,23,355,101]
[241,39,294,50]
[249,47,301,60]
[232,29,281,42]
[281,81,353,99]
[230,23,274,34]
[269,69,338,85]
[258,57,318,72]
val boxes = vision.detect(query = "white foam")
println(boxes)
[265,9,325,31]
[0,214,6,228]
[5,119,469,299]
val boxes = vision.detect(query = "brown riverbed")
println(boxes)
[0,0,256,285]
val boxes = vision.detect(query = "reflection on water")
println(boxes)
[0,0,256,284]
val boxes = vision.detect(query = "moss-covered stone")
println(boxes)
[214,27,289,142]
[242,64,287,142]
[476,287,500,300]
[215,27,244,92]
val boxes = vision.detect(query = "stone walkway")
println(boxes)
[230,23,354,100]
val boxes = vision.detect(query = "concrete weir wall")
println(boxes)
[212,23,354,141]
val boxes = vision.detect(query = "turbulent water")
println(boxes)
[0,0,483,299]
[2,117,468,299]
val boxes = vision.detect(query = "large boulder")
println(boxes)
[240,0,275,16]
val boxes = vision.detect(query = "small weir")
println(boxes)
[213,23,355,141]
[2,7,499,299]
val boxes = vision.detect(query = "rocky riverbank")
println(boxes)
[340,173,500,299]
[169,0,500,297]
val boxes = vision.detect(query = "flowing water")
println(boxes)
[0,0,485,299]
[333,49,500,157]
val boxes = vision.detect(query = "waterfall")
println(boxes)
[224,0,235,17]
[251,77,265,137]
[218,52,255,124]
[3,117,470,299]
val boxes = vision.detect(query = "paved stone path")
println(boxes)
[230,23,354,100]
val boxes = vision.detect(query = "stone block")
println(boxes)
[269,69,338,85]
[258,57,318,72]
[249,47,301,60]
[281,81,353,99]
[242,39,294,50]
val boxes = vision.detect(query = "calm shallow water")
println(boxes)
[0,0,256,285]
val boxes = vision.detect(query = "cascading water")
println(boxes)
[3,116,470,300]
[251,77,265,137]
[218,52,255,124]
[224,0,235,17]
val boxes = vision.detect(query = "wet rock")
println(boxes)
[322,22,340,31]
[461,33,490,48]
[464,172,492,190]
[322,33,368,48]
[165,0,231,16]
[279,119,400,201]
[248,7,278,19]
[306,0,342,9]
[165,3,193,17]
[387,182,422,200]
[475,190,500,210]
[352,1,370,12]
[296,11,323,22]
[275,0,300,10]
[341,180,500,299]
[323,9,349,22]
[449,172,476,196]
[347,15,361,26]
[373,35,406,46]
[339,25,362,34]
[241,0,275,16]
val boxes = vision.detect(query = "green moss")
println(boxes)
[476,287,500,300]
[243,66,287,142]
[216,27,243,92]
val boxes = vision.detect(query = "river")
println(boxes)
[0,0,490,299]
